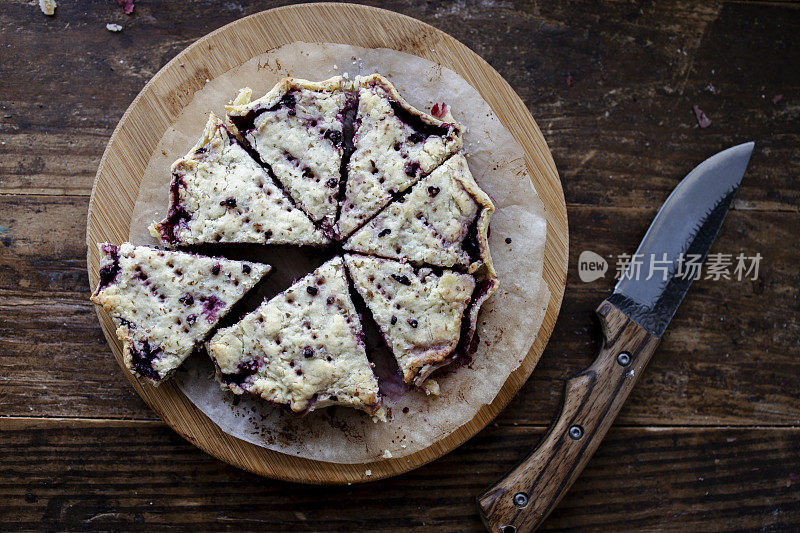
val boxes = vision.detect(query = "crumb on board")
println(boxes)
[39,0,56,16]
[422,379,440,396]
[106,23,123,32]
[365,469,372,477]
[382,450,393,459]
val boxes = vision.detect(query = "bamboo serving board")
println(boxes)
[86,3,568,484]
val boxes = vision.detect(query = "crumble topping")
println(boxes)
[336,74,463,238]
[91,243,270,383]
[150,113,328,247]
[226,77,353,234]
[343,153,495,273]
[344,254,475,385]
[207,257,383,417]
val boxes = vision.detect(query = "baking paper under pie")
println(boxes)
[128,42,550,464]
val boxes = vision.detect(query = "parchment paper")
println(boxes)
[128,42,550,463]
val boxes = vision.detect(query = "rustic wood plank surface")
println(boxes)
[0,0,798,530]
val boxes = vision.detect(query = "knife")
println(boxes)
[476,142,755,533]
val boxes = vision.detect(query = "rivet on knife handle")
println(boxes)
[476,299,660,533]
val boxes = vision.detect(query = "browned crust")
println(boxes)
[448,153,497,279]
[215,365,385,419]
[224,75,350,133]
[356,73,463,140]
[150,113,229,246]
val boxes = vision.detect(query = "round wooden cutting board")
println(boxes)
[86,3,568,484]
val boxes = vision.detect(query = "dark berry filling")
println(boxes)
[210,264,221,275]
[390,315,397,325]
[404,161,421,177]
[157,174,191,244]
[306,286,318,296]
[242,264,251,274]
[303,347,314,358]
[388,100,454,139]
[378,228,391,237]
[229,91,298,133]
[407,318,418,328]
[178,293,194,306]
[449,278,497,368]
[391,274,412,286]
[129,340,162,381]
[461,210,483,263]
[333,96,359,236]
[220,197,237,208]
[96,244,120,291]
[427,186,440,197]
[324,129,342,146]
[220,359,260,386]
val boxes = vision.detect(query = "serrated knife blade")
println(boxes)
[609,141,754,336]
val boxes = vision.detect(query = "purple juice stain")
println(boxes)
[201,295,224,323]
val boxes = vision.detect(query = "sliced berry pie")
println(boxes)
[206,256,383,418]
[90,243,271,384]
[151,113,328,247]
[336,74,463,239]
[344,254,475,385]
[343,154,495,274]
[226,77,355,235]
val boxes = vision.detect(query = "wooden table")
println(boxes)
[1,1,797,530]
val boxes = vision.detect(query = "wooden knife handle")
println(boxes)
[477,299,661,533]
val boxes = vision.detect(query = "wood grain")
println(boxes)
[1,418,797,532]
[84,3,568,482]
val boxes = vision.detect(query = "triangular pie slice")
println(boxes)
[206,256,383,418]
[226,77,355,235]
[90,243,271,384]
[336,74,463,239]
[150,113,329,246]
[344,154,495,273]
[344,254,476,386]
[150,113,328,247]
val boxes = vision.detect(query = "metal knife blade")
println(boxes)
[608,142,754,336]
